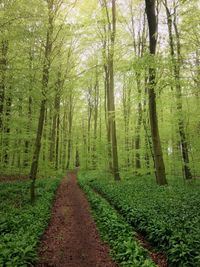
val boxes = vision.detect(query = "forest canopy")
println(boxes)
[0,0,200,185]
[1,1,200,266]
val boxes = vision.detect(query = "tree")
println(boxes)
[30,0,55,202]
[101,0,120,180]
[145,0,168,185]
[163,0,192,180]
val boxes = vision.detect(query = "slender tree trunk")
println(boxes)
[145,0,167,185]
[66,93,73,169]
[4,92,12,165]
[87,87,92,168]
[17,97,23,169]
[75,145,80,168]
[122,78,131,169]
[30,0,54,202]
[30,98,46,201]
[104,64,112,171]
[55,71,61,170]
[55,113,60,169]
[135,103,142,170]
[107,0,120,180]
[93,71,99,168]
[49,106,57,163]
[24,49,33,167]
[164,0,192,180]
[131,11,147,173]
[49,72,61,165]
[42,108,48,163]
[0,40,8,165]
[0,40,8,131]
[62,109,68,170]
[135,77,142,171]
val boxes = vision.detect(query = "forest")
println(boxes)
[0,0,200,266]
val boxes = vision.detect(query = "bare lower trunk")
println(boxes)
[3,94,11,165]
[0,40,8,131]
[66,95,73,169]
[164,0,192,179]
[55,113,60,169]
[148,80,167,185]
[30,99,46,201]
[30,0,54,202]
[104,64,112,172]
[92,74,99,168]
[108,0,120,181]
[135,101,142,171]
[145,0,167,185]
[49,90,60,164]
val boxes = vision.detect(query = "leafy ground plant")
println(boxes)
[78,176,156,267]
[0,177,61,267]
[79,170,200,267]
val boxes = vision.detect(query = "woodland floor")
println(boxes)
[35,172,118,267]
[0,174,29,182]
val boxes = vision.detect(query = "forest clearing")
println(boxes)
[0,0,200,266]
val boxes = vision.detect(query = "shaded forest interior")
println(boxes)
[1,1,200,267]
[1,0,200,188]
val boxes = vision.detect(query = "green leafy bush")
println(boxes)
[78,177,156,267]
[0,177,61,267]
[79,171,200,267]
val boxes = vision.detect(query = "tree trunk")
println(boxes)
[145,0,167,185]
[66,92,73,169]
[0,40,8,131]
[93,71,99,168]
[87,87,92,168]
[4,93,12,165]
[62,108,68,170]
[30,99,46,201]
[135,76,142,172]
[122,78,131,169]
[49,71,61,165]
[30,0,54,202]
[107,0,120,181]
[104,63,112,172]
[55,113,60,169]
[164,0,192,180]
[75,146,80,168]
[24,49,33,167]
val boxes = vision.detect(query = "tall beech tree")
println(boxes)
[1,0,200,185]
[164,0,192,180]
[102,0,120,180]
[145,0,167,185]
[0,40,8,131]
[30,0,55,202]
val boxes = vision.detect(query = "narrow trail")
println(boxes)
[35,172,117,267]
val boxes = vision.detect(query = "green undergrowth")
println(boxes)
[79,170,200,267]
[78,176,156,267]
[0,177,61,267]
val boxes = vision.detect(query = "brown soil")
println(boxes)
[136,234,168,267]
[35,172,118,267]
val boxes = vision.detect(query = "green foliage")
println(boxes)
[78,175,156,267]
[80,171,200,267]
[0,177,61,266]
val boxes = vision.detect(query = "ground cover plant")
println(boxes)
[0,177,61,267]
[78,175,156,267]
[79,171,200,267]
[1,0,200,266]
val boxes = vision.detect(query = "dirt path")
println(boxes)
[35,172,117,267]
